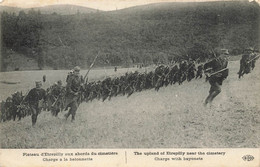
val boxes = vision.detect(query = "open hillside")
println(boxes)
[0,59,259,148]
[1,1,260,71]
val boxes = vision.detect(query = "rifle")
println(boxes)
[16,90,30,113]
[51,95,60,108]
[247,55,260,64]
[211,49,217,58]
[84,52,100,82]
[51,87,66,107]
[208,67,228,77]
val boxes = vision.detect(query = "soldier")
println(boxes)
[1,100,7,122]
[49,80,65,117]
[25,81,46,126]
[11,91,23,121]
[187,60,196,81]
[64,66,84,122]
[250,49,259,70]
[3,98,12,121]
[238,47,254,78]
[43,75,46,83]
[178,60,188,85]
[66,70,74,83]
[196,64,203,79]
[204,52,229,106]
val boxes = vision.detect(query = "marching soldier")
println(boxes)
[25,81,46,126]
[238,47,254,78]
[64,66,84,122]
[204,51,229,106]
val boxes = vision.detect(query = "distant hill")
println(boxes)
[1,1,260,71]
[0,4,99,15]
[27,4,99,15]
[0,6,21,14]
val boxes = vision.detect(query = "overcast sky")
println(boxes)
[1,0,256,11]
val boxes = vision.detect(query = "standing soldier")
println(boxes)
[204,51,229,106]
[238,47,254,78]
[25,81,46,126]
[64,66,84,122]
[43,75,46,83]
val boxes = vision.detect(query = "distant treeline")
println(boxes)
[1,1,260,71]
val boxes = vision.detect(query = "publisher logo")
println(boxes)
[242,155,254,161]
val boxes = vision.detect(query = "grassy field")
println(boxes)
[0,60,259,148]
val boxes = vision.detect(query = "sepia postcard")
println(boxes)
[0,0,259,166]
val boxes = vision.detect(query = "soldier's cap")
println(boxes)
[74,66,80,72]
[35,81,42,87]
[245,47,254,51]
[221,49,229,55]
[57,80,62,85]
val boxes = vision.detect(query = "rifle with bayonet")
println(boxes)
[84,52,100,82]
[247,55,260,64]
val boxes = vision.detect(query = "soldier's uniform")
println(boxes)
[50,80,64,116]
[64,66,84,122]
[250,51,259,70]
[204,52,229,106]
[66,70,74,83]
[43,75,46,83]
[238,47,254,78]
[187,61,196,81]
[196,64,203,79]
[178,60,188,84]
[25,81,46,126]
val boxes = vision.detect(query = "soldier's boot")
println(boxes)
[18,114,22,121]
[55,109,59,117]
[71,110,77,122]
[204,95,211,106]
[32,114,37,126]
[64,112,70,120]
[210,90,221,102]
[69,102,78,122]
[204,89,221,106]
[238,72,241,78]
[71,115,75,122]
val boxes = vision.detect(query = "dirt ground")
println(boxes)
[0,60,259,148]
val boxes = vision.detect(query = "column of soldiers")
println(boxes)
[0,48,259,125]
